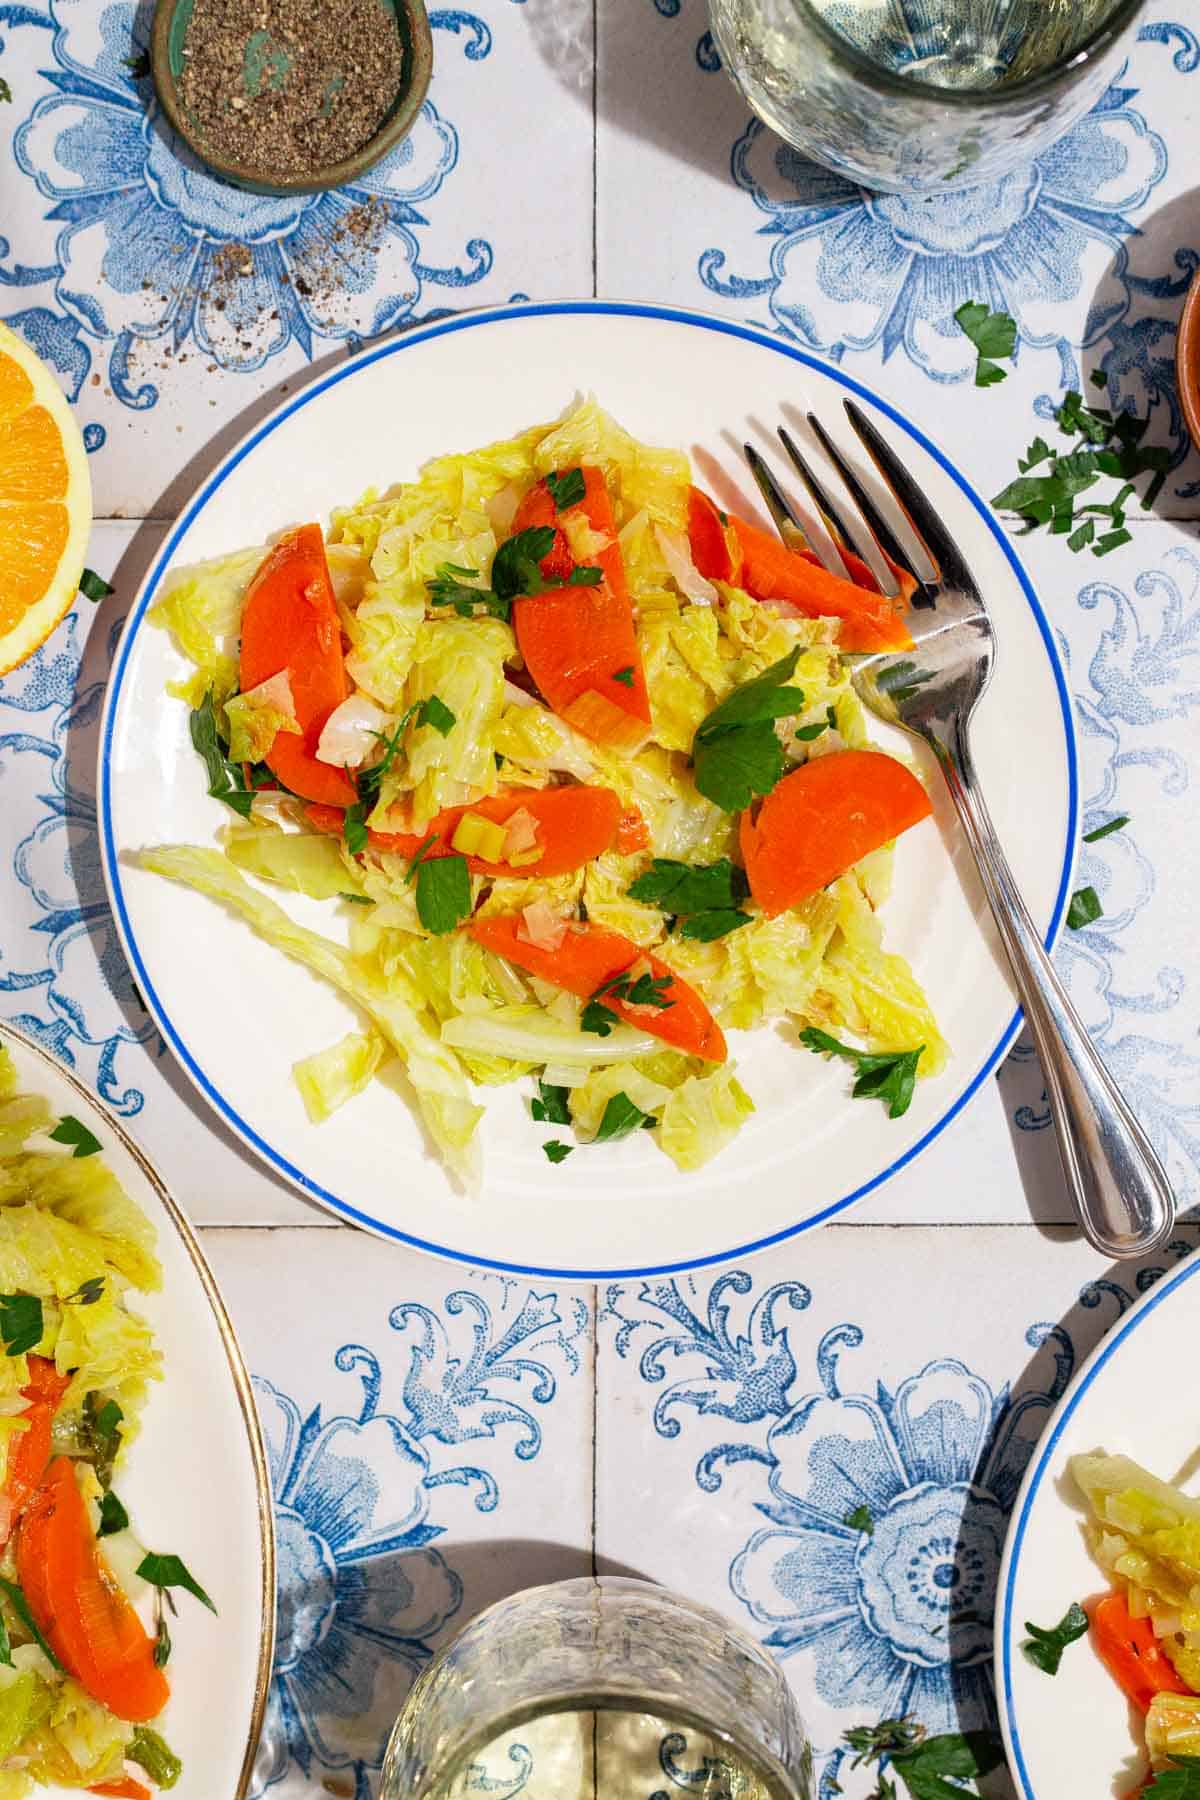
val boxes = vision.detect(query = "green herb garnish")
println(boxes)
[416,695,456,737]
[64,1276,105,1306]
[129,1725,183,1788]
[78,567,114,602]
[0,1294,42,1358]
[691,649,806,813]
[799,1027,923,1120]
[1067,885,1103,929]
[1021,1601,1088,1675]
[532,1081,571,1126]
[189,690,254,818]
[339,892,372,905]
[994,390,1170,550]
[842,1717,1002,1800]
[543,1140,573,1164]
[954,301,1017,387]
[48,1114,101,1158]
[342,801,369,857]
[1083,814,1129,844]
[83,1393,123,1487]
[1147,1758,1200,1797]
[136,1551,217,1615]
[567,564,603,586]
[99,1489,130,1536]
[403,833,440,884]
[627,858,751,941]
[581,967,674,1036]
[415,854,471,935]
[612,665,634,687]
[844,1504,874,1535]
[595,1092,657,1142]
[546,467,585,511]
[492,526,558,601]
[0,1577,65,1671]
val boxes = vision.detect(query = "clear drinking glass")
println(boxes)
[380,1577,813,1800]
[709,0,1145,193]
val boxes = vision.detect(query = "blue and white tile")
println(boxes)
[0,0,595,518]
[204,1228,595,1799]
[596,1225,1200,1798]
[599,0,1200,508]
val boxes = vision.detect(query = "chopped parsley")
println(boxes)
[78,567,114,601]
[841,1716,1002,1800]
[426,562,508,618]
[342,801,369,857]
[531,1081,571,1126]
[691,649,807,813]
[492,526,558,601]
[189,689,255,818]
[0,1577,64,1672]
[612,665,634,687]
[415,853,471,935]
[339,892,373,905]
[403,833,440,884]
[1083,813,1129,844]
[595,1093,658,1141]
[0,1294,42,1358]
[799,1027,923,1120]
[954,301,1017,387]
[1146,1759,1200,1797]
[356,696,456,804]
[136,1551,217,1615]
[64,1276,105,1306]
[627,858,751,941]
[566,564,604,586]
[99,1489,130,1536]
[545,467,586,511]
[993,389,1170,551]
[412,694,456,737]
[1021,1601,1088,1676]
[543,1140,573,1164]
[48,1114,102,1158]
[581,967,674,1036]
[1067,884,1103,930]
[844,1504,874,1535]
[82,1394,123,1487]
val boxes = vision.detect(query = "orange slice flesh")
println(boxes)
[0,322,92,676]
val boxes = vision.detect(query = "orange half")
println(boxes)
[0,321,92,677]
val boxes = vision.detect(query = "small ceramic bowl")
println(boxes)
[1177,267,1200,453]
[150,0,433,196]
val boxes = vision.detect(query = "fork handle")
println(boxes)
[930,722,1175,1260]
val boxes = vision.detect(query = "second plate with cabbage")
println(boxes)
[99,302,1076,1276]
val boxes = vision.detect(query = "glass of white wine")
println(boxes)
[380,1577,813,1800]
[709,0,1145,193]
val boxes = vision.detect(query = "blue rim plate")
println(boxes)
[98,301,1077,1277]
[996,1248,1200,1799]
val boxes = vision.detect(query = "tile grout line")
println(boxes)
[590,1281,599,1580]
[591,0,598,298]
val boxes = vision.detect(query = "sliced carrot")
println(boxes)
[307,784,622,879]
[18,1458,169,1724]
[741,749,932,916]
[687,488,743,584]
[239,524,357,808]
[1089,1592,1193,1715]
[510,481,578,584]
[729,515,914,653]
[512,469,651,745]
[615,804,650,855]
[0,1355,71,1549]
[469,914,726,1062]
[89,1781,152,1799]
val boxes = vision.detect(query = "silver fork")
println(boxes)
[745,404,1175,1260]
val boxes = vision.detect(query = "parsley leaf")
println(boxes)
[99,1489,130,1536]
[799,1027,923,1120]
[843,1718,1002,1800]
[581,967,674,1036]
[48,1114,101,1158]
[0,1577,64,1671]
[78,567,114,601]
[0,1294,42,1357]
[1067,885,1103,929]
[954,301,1017,386]
[415,854,471,935]
[844,1504,874,1534]
[567,564,604,586]
[580,1000,616,1038]
[64,1276,105,1306]
[427,562,508,619]
[531,1080,571,1126]
[545,467,585,512]
[692,650,806,813]
[1083,813,1129,844]
[679,909,753,942]
[415,695,456,737]
[595,1092,657,1142]
[403,833,440,884]
[628,858,752,940]
[152,1608,172,1669]
[342,801,369,857]
[136,1551,217,1614]
[1021,1601,1088,1675]
[612,665,634,687]
[1148,1757,1200,1797]
[0,77,11,104]
[543,1140,573,1163]
[189,690,254,818]
[1018,436,1052,472]
[492,527,558,603]
[82,1393,123,1487]
[994,390,1171,548]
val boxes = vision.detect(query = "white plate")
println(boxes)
[98,301,1077,1278]
[0,1021,274,1798]
[997,1253,1200,1798]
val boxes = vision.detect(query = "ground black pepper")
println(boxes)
[178,0,404,181]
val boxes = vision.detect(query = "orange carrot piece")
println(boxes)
[0,1356,71,1549]
[512,469,651,745]
[469,914,726,1062]
[18,1459,170,1723]
[510,482,577,584]
[89,1781,152,1799]
[741,749,932,916]
[1089,1592,1193,1715]
[239,524,357,808]
[687,488,743,584]
[307,785,622,878]
[615,804,650,855]
[728,514,914,653]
